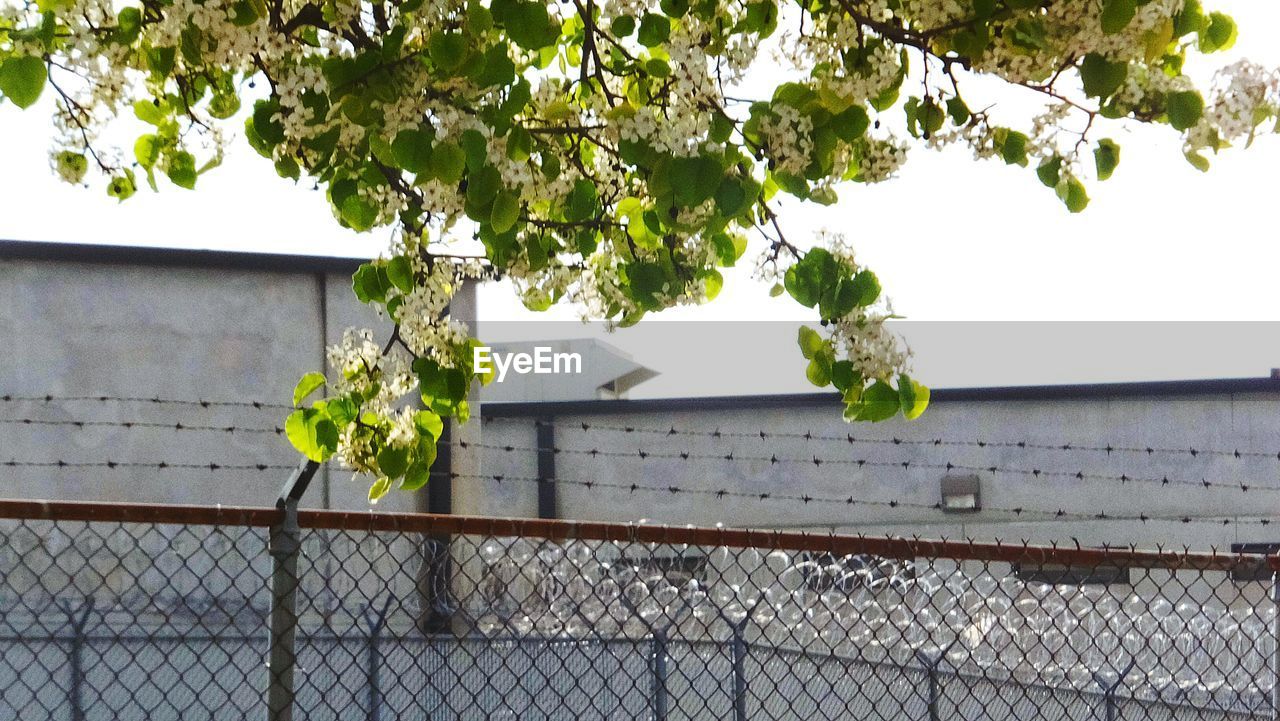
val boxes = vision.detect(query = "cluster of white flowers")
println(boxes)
[758,105,815,177]
[831,309,911,381]
[1188,60,1280,152]
[395,257,485,364]
[821,232,910,380]
[854,136,908,183]
[327,328,384,380]
[789,16,902,105]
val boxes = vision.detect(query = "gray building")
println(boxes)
[2,240,1278,551]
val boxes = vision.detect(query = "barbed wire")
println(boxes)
[463,440,1279,495]
[1,459,295,472]
[483,416,1280,463]
[435,470,1278,527]
[0,417,284,435]
[3,455,1272,527]
[0,393,292,410]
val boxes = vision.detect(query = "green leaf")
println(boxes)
[1094,138,1120,181]
[428,31,468,72]
[107,170,137,201]
[251,99,285,145]
[165,150,198,189]
[473,44,516,87]
[1166,90,1204,131]
[610,15,636,36]
[784,247,837,309]
[469,166,502,208]
[945,96,970,126]
[852,380,900,422]
[1056,176,1089,213]
[1174,0,1203,36]
[292,372,326,406]
[490,190,521,233]
[413,356,471,416]
[659,0,688,17]
[352,262,393,303]
[831,105,870,141]
[1199,11,1237,52]
[390,128,433,174]
[376,445,410,478]
[1184,150,1211,172]
[0,56,46,109]
[428,141,466,184]
[797,326,824,359]
[669,155,722,207]
[830,361,858,393]
[55,151,87,183]
[1100,0,1137,34]
[637,13,671,47]
[285,408,338,462]
[565,179,598,221]
[1036,156,1063,187]
[134,135,161,169]
[847,270,881,307]
[414,409,445,441]
[501,1,560,50]
[401,460,432,491]
[368,477,392,502]
[899,376,930,420]
[134,99,167,125]
[386,255,414,293]
[341,194,378,231]
[996,128,1028,166]
[805,357,830,387]
[1079,53,1127,99]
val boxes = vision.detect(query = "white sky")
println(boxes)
[2,2,1278,392]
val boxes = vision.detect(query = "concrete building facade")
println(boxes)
[3,241,1279,551]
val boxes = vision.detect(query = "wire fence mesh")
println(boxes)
[0,500,1276,720]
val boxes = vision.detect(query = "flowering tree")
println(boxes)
[1,0,1273,498]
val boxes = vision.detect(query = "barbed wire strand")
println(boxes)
[4,457,1272,527]
[0,393,292,410]
[432,470,1278,528]
[0,417,284,435]
[463,441,1279,496]
[483,416,1280,463]
[2,459,295,472]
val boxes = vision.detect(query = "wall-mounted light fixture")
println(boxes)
[940,474,981,513]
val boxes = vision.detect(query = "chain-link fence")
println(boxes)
[1,495,1277,720]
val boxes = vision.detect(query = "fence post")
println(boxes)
[365,599,391,721]
[1272,571,1280,721]
[731,621,749,721]
[650,630,669,721]
[65,599,93,721]
[266,458,319,721]
[1094,659,1134,721]
[916,651,943,721]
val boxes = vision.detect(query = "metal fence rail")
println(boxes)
[1,496,1277,720]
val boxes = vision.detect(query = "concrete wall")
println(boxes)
[0,244,424,512]
[4,242,1278,552]
[478,387,1280,551]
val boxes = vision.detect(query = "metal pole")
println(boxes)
[536,418,557,519]
[651,631,669,721]
[365,600,390,721]
[1272,571,1280,720]
[67,600,93,721]
[266,458,319,721]
[418,424,453,635]
[926,663,941,721]
[731,622,749,721]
